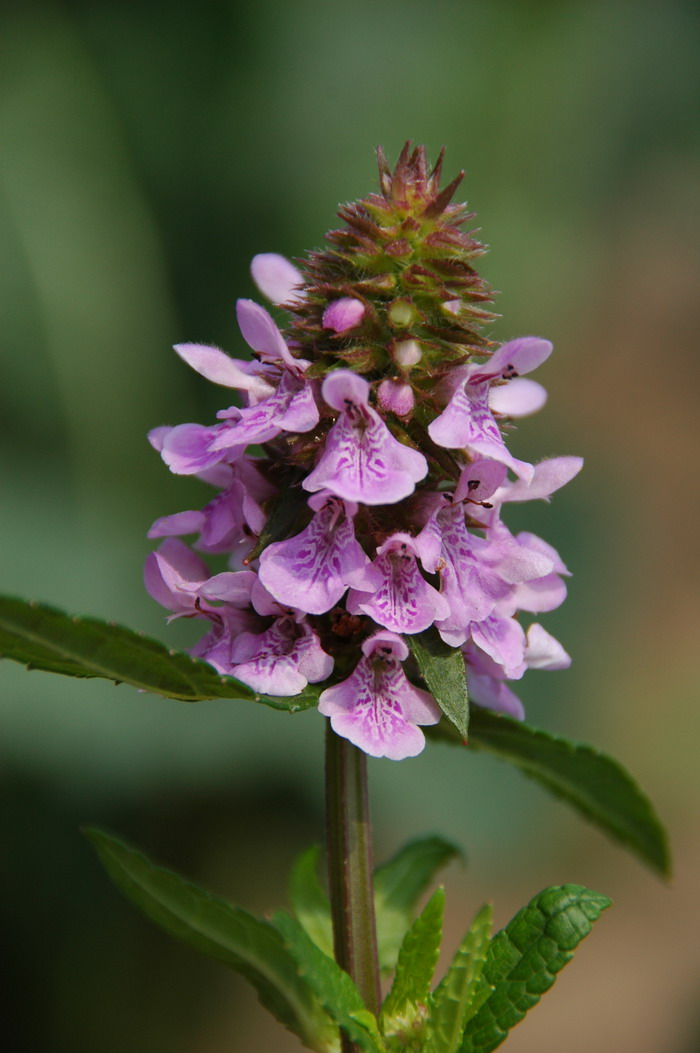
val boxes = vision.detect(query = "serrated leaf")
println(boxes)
[289,845,334,958]
[374,836,463,972]
[85,828,336,1053]
[273,911,384,1053]
[460,884,611,1053]
[0,595,321,710]
[409,629,469,739]
[381,887,445,1031]
[430,707,670,876]
[424,903,492,1053]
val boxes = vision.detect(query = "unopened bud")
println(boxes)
[393,339,422,367]
[322,297,365,333]
[378,378,414,417]
[387,299,419,328]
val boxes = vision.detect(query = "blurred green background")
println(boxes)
[1,1,699,1050]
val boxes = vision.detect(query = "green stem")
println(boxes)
[325,724,381,1048]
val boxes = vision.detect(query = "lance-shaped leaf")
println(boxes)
[428,709,670,876]
[289,845,334,958]
[374,836,463,972]
[381,886,445,1036]
[410,628,469,739]
[273,911,384,1053]
[459,884,611,1053]
[85,828,336,1053]
[0,595,321,710]
[424,903,493,1053]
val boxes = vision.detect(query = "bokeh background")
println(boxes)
[2,1,699,1050]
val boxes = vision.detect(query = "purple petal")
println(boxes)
[304,372,427,504]
[322,297,365,333]
[209,373,319,451]
[250,253,303,305]
[468,671,525,720]
[236,299,299,370]
[496,457,584,503]
[469,613,527,678]
[259,496,371,614]
[489,378,547,417]
[346,533,450,634]
[470,337,553,384]
[318,631,439,760]
[148,510,205,539]
[198,570,256,605]
[231,617,332,695]
[453,459,508,503]
[161,423,229,475]
[173,343,274,400]
[428,380,534,482]
[525,623,572,670]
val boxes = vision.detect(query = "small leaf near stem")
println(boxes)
[325,724,382,1051]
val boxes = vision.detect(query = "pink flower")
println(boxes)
[318,632,440,760]
[303,370,427,504]
[258,493,372,615]
[428,337,553,481]
[346,533,449,634]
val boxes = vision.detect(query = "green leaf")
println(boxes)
[429,708,670,876]
[424,903,492,1053]
[409,628,469,739]
[374,836,463,972]
[460,884,611,1053]
[289,845,334,958]
[0,595,321,710]
[273,911,384,1053]
[85,828,336,1053]
[381,887,445,1031]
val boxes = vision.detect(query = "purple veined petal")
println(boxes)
[230,617,332,696]
[148,510,206,539]
[173,343,275,401]
[209,372,319,451]
[276,378,320,433]
[259,495,372,615]
[525,623,572,670]
[428,380,534,482]
[198,570,256,605]
[304,372,427,504]
[470,336,553,384]
[322,297,366,333]
[318,631,439,760]
[453,459,508,503]
[378,378,415,417]
[346,533,450,634]
[469,613,527,679]
[489,378,547,417]
[250,253,304,305]
[425,504,512,631]
[495,456,584,504]
[236,299,300,371]
[161,423,230,474]
[467,670,525,720]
